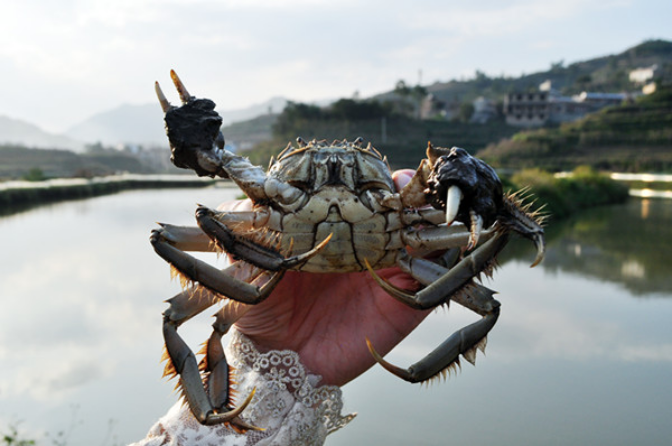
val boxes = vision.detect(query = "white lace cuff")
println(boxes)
[129,330,356,446]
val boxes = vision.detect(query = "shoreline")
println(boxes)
[0,174,233,214]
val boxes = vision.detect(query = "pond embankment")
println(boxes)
[0,174,223,212]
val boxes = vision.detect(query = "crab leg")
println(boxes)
[154,223,214,252]
[367,303,500,383]
[151,229,284,304]
[162,264,260,429]
[365,236,506,382]
[196,206,332,272]
[367,233,509,310]
[400,224,497,252]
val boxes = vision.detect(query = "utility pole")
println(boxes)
[381,117,387,144]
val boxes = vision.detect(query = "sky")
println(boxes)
[0,0,670,133]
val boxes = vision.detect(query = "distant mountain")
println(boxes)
[220,96,288,126]
[0,115,86,152]
[64,97,291,147]
[65,103,167,147]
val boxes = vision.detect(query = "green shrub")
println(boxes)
[508,166,629,219]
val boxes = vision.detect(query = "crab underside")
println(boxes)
[150,71,546,431]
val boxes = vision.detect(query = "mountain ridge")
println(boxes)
[0,115,86,152]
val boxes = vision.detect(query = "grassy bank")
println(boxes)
[504,166,630,220]
[0,174,216,214]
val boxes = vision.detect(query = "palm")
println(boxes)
[234,268,429,386]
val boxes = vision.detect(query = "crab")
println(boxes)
[150,70,545,430]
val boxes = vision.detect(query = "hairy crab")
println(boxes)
[150,71,545,430]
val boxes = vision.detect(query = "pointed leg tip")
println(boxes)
[530,253,544,268]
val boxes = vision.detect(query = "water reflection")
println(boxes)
[504,198,672,296]
[0,189,671,445]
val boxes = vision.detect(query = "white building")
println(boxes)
[629,65,658,85]
[504,81,630,128]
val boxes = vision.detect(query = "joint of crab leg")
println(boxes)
[467,211,484,250]
[170,69,193,103]
[445,185,463,225]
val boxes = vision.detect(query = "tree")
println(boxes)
[457,102,475,123]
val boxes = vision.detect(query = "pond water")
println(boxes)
[1,187,671,445]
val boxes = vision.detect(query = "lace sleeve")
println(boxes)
[129,330,356,446]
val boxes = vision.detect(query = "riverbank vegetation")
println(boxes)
[244,100,518,170]
[504,166,630,220]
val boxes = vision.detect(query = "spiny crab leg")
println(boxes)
[162,274,261,430]
[163,320,258,426]
[365,233,509,310]
[196,206,332,272]
[150,229,285,304]
[366,306,499,383]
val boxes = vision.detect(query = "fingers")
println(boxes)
[392,169,415,190]
[216,199,254,212]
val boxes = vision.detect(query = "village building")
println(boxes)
[629,64,658,85]
[504,81,630,128]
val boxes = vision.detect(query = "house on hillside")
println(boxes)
[504,81,630,127]
[470,97,498,124]
[503,91,550,127]
[629,64,658,85]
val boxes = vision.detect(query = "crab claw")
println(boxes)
[155,82,174,113]
[445,185,463,226]
[170,69,193,103]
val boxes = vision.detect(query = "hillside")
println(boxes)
[0,145,150,180]
[0,115,85,152]
[64,97,291,147]
[406,39,672,107]
[478,86,672,172]
[66,103,168,147]
[242,101,518,170]
[236,39,672,171]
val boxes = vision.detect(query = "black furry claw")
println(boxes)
[164,98,224,177]
[425,147,503,229]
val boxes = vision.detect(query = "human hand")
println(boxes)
[227,169,430,386]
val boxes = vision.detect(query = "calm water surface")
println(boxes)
[1,187,671,445]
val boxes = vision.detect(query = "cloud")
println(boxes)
[0,0,668,131]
